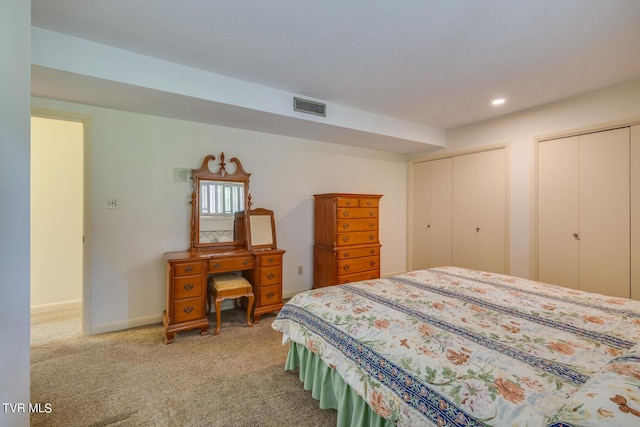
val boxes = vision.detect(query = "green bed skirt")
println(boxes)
[284,342,392,427]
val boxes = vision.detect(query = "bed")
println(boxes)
[272,266,640,427]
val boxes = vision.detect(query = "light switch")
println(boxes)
[107,199,117,209]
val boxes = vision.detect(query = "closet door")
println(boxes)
[538,128,630,298]
[538,136,580,289]
[579,128,629,297]
[429,158,453,267]
[632,125,640,300]
[452,149,506,273]
[412,161,431,270]
[476,149,506,274]
[452,153,478,270]
[411,158,452,269]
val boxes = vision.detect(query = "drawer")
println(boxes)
[260,265,281,286]
[336,231,379,246]
[337,246,380,260]
[174,276,203,300]
[337,218,378,232]
[336,207,378,219]
[336,197,360,208]
[174,262,204,277]
[173,297,204,323]
[259,254,282,267]
[209,256,255,272]
[337,270,380,285]
[337,256,379,275]
[358,198,379,208]
[259,284,282,306]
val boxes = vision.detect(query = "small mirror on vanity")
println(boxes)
[247,208,277,250]
[190,153,251,250]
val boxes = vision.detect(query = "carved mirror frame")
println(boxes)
[246,208,277,250]
[190,153,251,250]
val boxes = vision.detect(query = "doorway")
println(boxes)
[30,114,88,333]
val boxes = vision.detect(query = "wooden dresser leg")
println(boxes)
[165,331,175,344]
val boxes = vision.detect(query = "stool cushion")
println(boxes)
[211,274,252,291]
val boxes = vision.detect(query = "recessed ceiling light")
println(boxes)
[491,98,506,106]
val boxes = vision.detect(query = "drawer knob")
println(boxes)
[267,273,275,280]
[267,257,275,263]
[343,264,350,271]
[183,306,194,313]
[365,200,372,206]
[368,211,375,217]
[345,201,352,206]
[213,262,221,268]
[370,249,375,255]
[343,252,350,258]
[266,292,275,299]
[185,266,193,272]
[342,211,350,217]
[369,222,375,228]
[183,283,194,291]
[370,260,376,267]
[243,259,250,265]
[342,236,350,243]
[368,234,375,240]
[342,223,350,230]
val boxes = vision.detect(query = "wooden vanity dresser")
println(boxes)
[164,247,284,343]
[163,153,284,343]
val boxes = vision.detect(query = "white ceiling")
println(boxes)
[31,0,640,153]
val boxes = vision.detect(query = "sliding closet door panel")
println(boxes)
[452,153,477,270]
[579,128,630,297]
[538,136,580,289]
[429,158,453,268]
[411,161,431,270]
[476,149,506,274]
[632,125,640,300]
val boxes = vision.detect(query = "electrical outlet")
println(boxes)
[107,199,117,209]
[298,266,303,275]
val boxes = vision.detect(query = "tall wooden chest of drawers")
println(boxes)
[313,193,382,288]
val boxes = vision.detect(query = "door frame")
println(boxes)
[31,107,93,335]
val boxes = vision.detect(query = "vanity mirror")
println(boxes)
[247,208,277,250]
[190,153,251,250]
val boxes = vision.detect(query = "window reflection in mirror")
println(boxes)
[198,180,245,244]
[190,153,251,250]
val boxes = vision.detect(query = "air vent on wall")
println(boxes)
[293,97,326,117]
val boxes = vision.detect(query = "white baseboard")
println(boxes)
[90,313,163,335]
[89,301,239,335]
[31,299,82,314]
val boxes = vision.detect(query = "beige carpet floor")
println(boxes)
[30,307,337,426]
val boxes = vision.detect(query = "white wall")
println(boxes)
[421,79,640,279]
[0,1,31,426]
[31,117,83,310]
[31,96,408,334]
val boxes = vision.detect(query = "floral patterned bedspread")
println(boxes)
[272,267,640,427]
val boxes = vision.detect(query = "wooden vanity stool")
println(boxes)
[207,274,254,335]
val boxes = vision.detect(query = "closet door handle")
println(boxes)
[476,227,480,233]
[573,233,580,240]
